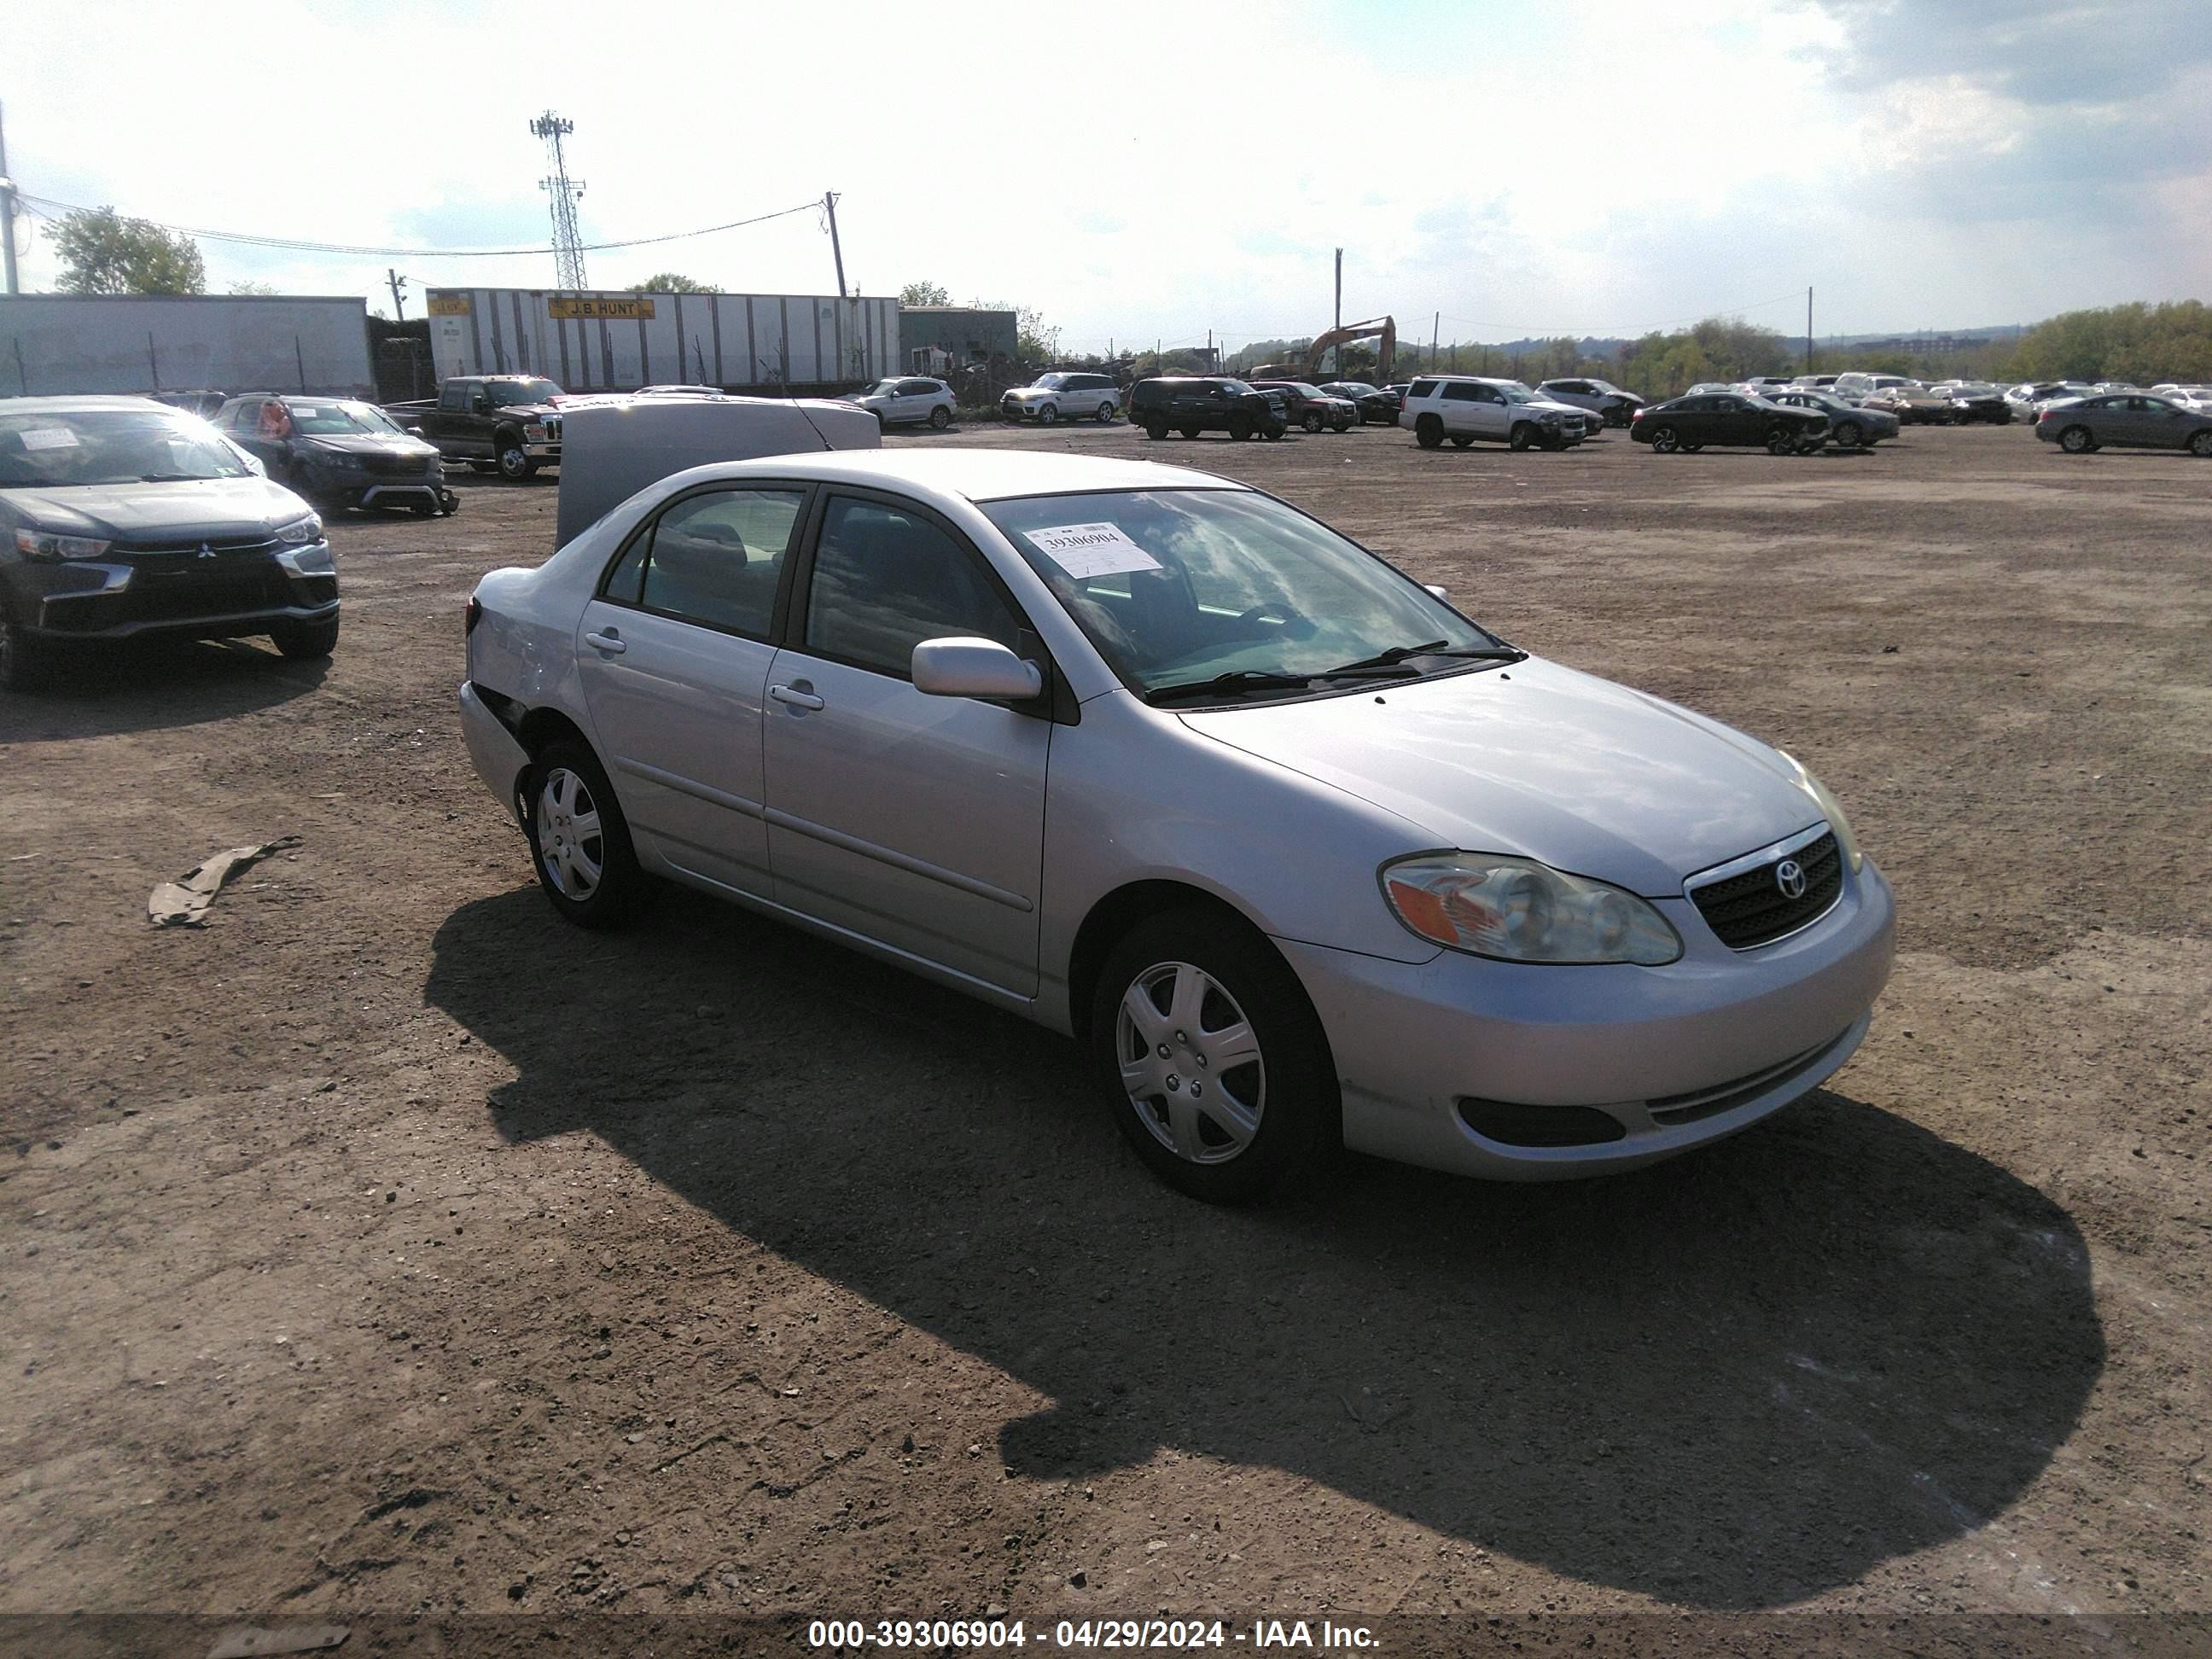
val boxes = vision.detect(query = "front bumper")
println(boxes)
[525,442,562,461]
[1279,859,1895,1180]
[16,543,341,642]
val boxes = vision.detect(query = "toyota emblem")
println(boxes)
[1774,859,1807,899]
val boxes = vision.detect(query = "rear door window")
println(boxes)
[626,487,806,637]
[1406,380,1440,399]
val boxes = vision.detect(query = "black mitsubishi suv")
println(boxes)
[0,396,340,690]
[1129,377,1288,442]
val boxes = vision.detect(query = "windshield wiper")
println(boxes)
[1322,641,1528,676]
[138,472,216,483]
[1325,639,1447,673]
[1145,670,1319,705]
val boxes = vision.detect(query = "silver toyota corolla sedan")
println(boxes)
[458,451,1894,1202]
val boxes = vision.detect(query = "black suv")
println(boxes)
[1129,378,1288,442]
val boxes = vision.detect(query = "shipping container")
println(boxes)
[425,287,899,392]
[0,294,374,398]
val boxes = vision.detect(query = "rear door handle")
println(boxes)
[769,683,825,711]
[585,631,626,655]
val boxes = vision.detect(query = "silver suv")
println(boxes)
[1399,376,1590,451]
[1000,372,1121,425]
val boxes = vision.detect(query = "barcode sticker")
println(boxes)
[1026,521,1162,580]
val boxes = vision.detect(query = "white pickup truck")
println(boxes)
[1397,375,1592,451]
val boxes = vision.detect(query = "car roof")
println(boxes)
[0,393,176,413]
[682,447,1244,504]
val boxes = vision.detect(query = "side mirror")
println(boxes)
[1423,585,1450,602]
[911,637,1044,702]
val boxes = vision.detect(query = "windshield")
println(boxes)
[1033,374,1069,390]
[1499,387,1537,405]
[1289,383,1324,398]
[485,378,562,407]
[983,489,1501,698]
[288,400,406,436]
[0,408,255,487]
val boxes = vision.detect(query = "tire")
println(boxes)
[1450,435,1474,448]
[1227,415,1254,441]
[928,405,952,430]
[1260,428,1283,442]
[1682,443,1705,452]
[1179,426,1201,440]
[525,739,649,930]
[2058,425,2093,454]
[1038,404,1060,426]
[1144,419,1168,441]
[1832,422,1864,450]
[1095,402,1117,422]
[1649,425,1680,453]
[1540,431,1565,451]
[1415,415,1444,450]
[1335,416,1353,434]
[2191,430,2212,457]
[269,615,340,659]
[0,608,50,693]
[1765,426,1797,456]
[495,436,536,480]
[1509,422,1534,451]
[1091,908,1337,1203]
[1304,412,1324,434]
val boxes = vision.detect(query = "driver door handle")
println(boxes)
[770,683,825,711]
[585,630,626,655]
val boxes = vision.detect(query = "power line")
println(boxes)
[14,191,823,259]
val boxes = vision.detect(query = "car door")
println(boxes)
[573,484,810,901]
[762,489,1051,998]
[2131,396,2189,448]
[1437,381,1482,438]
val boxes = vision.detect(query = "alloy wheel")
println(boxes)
[1115,961,1266,1165]
[534,766,605,901]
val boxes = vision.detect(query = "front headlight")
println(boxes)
[1380,853,1683,965]
[1779,753,1864,873]
[276,514,324,546]
[14,527,114,562]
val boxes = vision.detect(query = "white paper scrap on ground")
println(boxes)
[148,836,301,928]
[1027,521,1163,580]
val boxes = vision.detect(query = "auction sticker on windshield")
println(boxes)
[19,428,80,451]
[1026,521,1163,580]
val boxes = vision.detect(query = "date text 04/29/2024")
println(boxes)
[806,1619,1380,1650]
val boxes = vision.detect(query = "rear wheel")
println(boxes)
[1450,434,1474,448]
[1091,909,1337,1203]
[526,739,649,929]
[1415,415,1445,450]
[2058,425,2094,453]
[270,615,340,660]
[1649,424,1680,453]
[928,405,952,430]
[1096,401,1118,422]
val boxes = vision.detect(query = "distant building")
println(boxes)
[899,306,1017,373]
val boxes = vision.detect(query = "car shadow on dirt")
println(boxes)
[426,886,2103,1611]
[0,637,329,742]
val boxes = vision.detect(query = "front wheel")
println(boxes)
[2190,429,2212,457]
[1765,426,1797,456]
[1037,404,1060,426]
[0,609,50,692]
[1508,422,1534,451]
[1227,415,1254,441]
[2058,425,2094,453]
[1415,415,1444,450]
[1304,411,1324,434]
[1144,419,1168,441]
[496,439,536,480]
[1091,910,1337,1203]
[1179,426,1202,440]
[526,740,649,929]
[270,615,340,659]
[928,405,952,430]
[1832,422,1863,450]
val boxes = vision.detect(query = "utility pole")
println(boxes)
[823,192,847,298]
[0,102,20,297]
[1432,311,1440,372]
[387,268,409,321]
[1332,247,1343,375]
[530,112,588,290]
[1806,286,1814,372]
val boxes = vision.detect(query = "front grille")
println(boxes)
[114,534,281,558]
[1689,830,1842,949]
[361,451,432,477]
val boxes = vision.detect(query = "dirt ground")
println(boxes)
[2,416,2207,1646]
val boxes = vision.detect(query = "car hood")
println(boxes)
[1177,656,1820,895]
[1004,387,1054,399]
[0,475,315,542]
[301,434,439,459]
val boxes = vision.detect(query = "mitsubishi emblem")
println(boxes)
[195,543,215,559]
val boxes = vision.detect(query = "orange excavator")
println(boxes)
[1301,316,1396,382]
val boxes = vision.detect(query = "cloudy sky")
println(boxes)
[5,0,2207,352]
